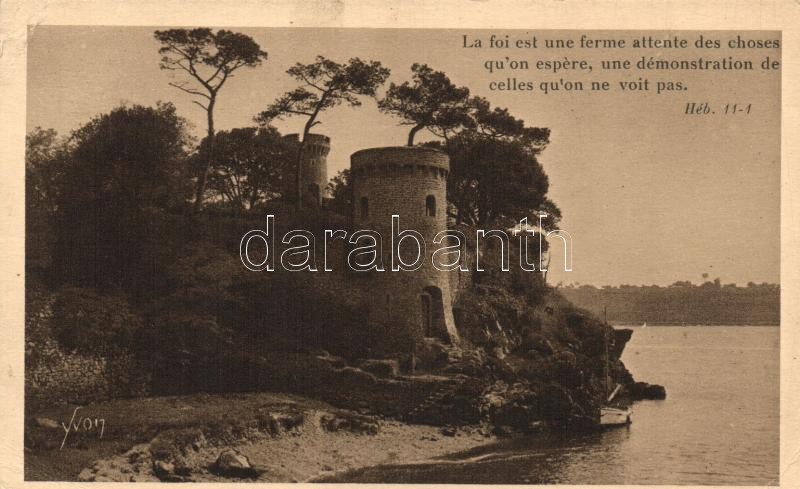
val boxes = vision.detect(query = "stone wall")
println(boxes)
[25,297,149,410]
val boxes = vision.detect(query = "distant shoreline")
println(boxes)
[560,283,779,327]
[610,323,779,327]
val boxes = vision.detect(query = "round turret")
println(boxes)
[350,146,459,346]
[283,133,330,205]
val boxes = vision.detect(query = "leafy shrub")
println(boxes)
[50,287,142,356]
[53,104,193,292]
[137,310,235,395]
[165,241,241,314]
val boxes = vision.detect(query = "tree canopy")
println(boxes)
[392,89,559,231]
[469,96,550,152]
[326,169,352,217]
[26,127,68,220]
[193,126,296,210]
[155,28,268,211]
[255,56,389,208]
[256,56,390,128]
[155,28,267,99]
[53,103,192,290]
[62,102,192,211]
[378,63,472,146]
[436,132,561,230]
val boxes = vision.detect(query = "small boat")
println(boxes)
[599,307,632,427]
[601,406,632,426]
[600,384,632,426]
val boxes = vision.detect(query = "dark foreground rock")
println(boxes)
[320,411,380,435]
[153,460,185,482]
[630,382,667,400]
[34,417,60,429]
[211,449,260,479]
[359,359,400,378]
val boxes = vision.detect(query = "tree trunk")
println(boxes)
[296,115,317,211]
[295,140,305,211]
[194,98,216,212]
[407,124,424,146]
[542,251,552,282]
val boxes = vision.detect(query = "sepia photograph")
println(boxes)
[18,24,782,485]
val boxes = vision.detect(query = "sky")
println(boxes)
[26,27,781,286]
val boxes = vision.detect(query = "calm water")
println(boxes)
[333,326,780,485]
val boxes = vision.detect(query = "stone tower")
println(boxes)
[283,133,330,206]
[350,146,459,346]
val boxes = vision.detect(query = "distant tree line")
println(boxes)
[560,281,779,325]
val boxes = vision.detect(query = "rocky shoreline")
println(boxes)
[26,299,666,482]
[26,372,664,482]
[26,392,497,482]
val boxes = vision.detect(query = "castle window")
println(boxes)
[425,195,436,217]
[360,197,369,219]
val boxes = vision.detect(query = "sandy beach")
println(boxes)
[25,391,496,482]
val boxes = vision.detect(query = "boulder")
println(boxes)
[414,339,450,371]
[394,352,416,373]
[482,381,543,431]
[441,348,487,376]
[211,449,259,479]
[77,468,96,481]
[536,383,577,424]
[520,332,554,356]
[553,350,577,367]
[314,350,347,368]
[336,366,378,384]
[491,425,515,437]
[320,411,379,435]
[611,328,634,358]
[359,359,399,378]
[491,401,539,430]
[34,417,59,429]
[490,346,506,360]
[152,460,183,482]
[629,381,667,400]
[256,409,305,434]
[147,428,206,481]
[149,428,206,462]
[273,410,305,431]
[525,349,544,360]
